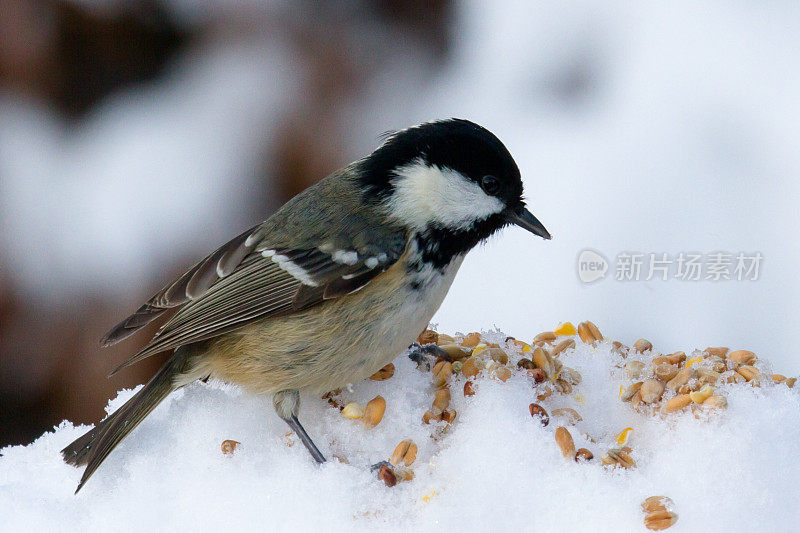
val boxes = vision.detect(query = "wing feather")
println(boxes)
[107,232,406,375]
[100,225,261,347]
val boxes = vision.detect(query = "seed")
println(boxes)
[551,338,576,357]
[417,329,439,345]
[644,510,679,530]
[552,408,582,425]
[433,388,451,412]
[654,364,679,382]
[221,439,240,455]
[737,365,760,382]
[440,409,457,423]
[517,358,535,370]
[528,367,547,383]
[485,347,509,365]
[787,378,797,388]
[588,321,603,340]
[633,338,653,353]
[601,448,636,469]
[575,448,594,462]
[727,372,745,384]
[422,410,438,424]
[342,402,366,419]
[666,367,696,391]
[703,395,727,409]
[364,396,386,427]
[705,347,729,358]
[378,464,397,487]
[471,343,488,357]
[537,386,553,401]
[461,356,482,378]
[625,361,646,380]
[438,343,472,361]
[561,367,583,385]
[621,381,643,402]
[529,403,550,426]
[494,366,512,382]
[463,380,476,396]
[611,341,628,356]
[534,331,557,344]
[685,356,703,369]
[663,351,686,365]
[630,390,643,409]
[432,360,453,387]
[771,374,787,383]
[339,401,365,419]
[451,360,463,373]
[390,439,418,467]
[369,363,395,381]
[436,355,450,368]
[555,426,576,459]
[697,368,721,385]
[532,347,555,378]
[642,496,674,514]
[554,378,573,394]
[554,322,577,336]
[615,427,634,446]
[436,333,455,345]
[508,338,533,353]
[640,379,666,404]
[461,332,482,347]
[711,360,727,373]
[431,358,453,377]
[663,394,692,413]
[689,384,713,404]
[389,440,410,466]
[577,321,603,344]
[728,350,757,365]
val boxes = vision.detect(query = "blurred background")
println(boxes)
[1,0,798,448]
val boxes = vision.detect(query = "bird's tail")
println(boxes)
[62,348,192,493]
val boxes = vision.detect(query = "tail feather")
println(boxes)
[62,351,190,493]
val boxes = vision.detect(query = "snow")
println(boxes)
[2,328,798,531]
[3,1,800,528]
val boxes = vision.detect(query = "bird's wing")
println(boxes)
[100,224,260,348]
[106,217,407,375]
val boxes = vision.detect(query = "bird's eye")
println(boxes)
[481,175,500,195]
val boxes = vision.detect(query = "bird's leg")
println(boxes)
[273,389,326,464]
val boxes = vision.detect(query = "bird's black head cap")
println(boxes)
[359,118,524,212]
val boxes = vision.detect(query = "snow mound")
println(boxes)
[1,326,798,532]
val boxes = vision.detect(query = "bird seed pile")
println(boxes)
[284,321,797,531]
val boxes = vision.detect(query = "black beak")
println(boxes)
[508,207,551,240]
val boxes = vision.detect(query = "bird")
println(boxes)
[61,118,551,493]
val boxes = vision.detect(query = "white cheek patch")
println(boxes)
[387,158,505,230]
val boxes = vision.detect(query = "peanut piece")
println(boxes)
[364,396,386,427]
